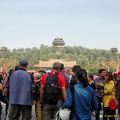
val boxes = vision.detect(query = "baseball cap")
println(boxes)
[64,67,70,70]
[19,60,28,67]
[115,71,120,75]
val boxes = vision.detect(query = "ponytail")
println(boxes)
[80,76,89,88]
[76,69,89,88]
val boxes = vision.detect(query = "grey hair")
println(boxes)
[52,62,60,70]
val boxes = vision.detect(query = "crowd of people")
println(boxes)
[0,60,120,120]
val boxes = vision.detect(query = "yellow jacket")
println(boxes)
[103,81,116,107]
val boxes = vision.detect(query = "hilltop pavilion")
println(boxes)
[111,47,118,54]
[0,46,8,53]
[52,37,65,47]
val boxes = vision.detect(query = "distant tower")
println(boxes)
[111,47,118,54]
[0,46,8,53]
[52,37,65,47]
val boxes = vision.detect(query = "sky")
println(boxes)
[0,0,120,51]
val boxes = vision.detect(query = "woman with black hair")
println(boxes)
[103,72,116,120]
[61,69,98,120]
[88,74,96,91]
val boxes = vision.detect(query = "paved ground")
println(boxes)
[0,103,98,120]
[1,103,36,120]
[1,103,120,120]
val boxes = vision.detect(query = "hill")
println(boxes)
[0,45,120,73]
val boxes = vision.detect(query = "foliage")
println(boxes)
[0,58,18,72]
[0,45,120,74]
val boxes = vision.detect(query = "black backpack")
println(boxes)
[43,73,61,105]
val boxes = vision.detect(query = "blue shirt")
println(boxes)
[9,69,35,105]
[61,83,98,120]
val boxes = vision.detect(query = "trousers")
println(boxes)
[6,104,32,120]
[35,99,43,120]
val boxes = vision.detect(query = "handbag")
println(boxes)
[55,108,71,120]
[2,95,8,104]
[0,91,8,104]
[55,86,74,120]
[109,98,119,111]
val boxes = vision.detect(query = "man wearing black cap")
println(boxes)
[7,60,35,120]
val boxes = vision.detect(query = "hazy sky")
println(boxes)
[0,0,120,51]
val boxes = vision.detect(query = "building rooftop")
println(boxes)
[34,59,76,68]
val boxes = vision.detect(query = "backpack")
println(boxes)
[43,73,61,105]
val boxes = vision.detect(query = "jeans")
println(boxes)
[95,97,103,120]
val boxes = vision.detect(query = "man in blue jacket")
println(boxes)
[7,60,35,120]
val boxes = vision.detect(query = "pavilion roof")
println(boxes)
[34,59,76,68]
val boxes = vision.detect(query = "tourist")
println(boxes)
[0,75,3,120]
[59,63,69,89]
[103,72,116,120]
[6,60,35,120]
[34,68,46,120]
[115,70,120,114]
[69,65,81,87]
[61,68,98,120]
[88,74,96,90]
[40,62,67,120]
[3,69,14,115]
[95,69,106,120]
